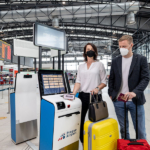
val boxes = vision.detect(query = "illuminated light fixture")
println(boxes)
[107,45,111,51]
[0,26,3,33]
[126,11,136,25]
[69,47,73,53]
[62,1,66,4]
[104,45,107,49]
[108,39,112,46]
[52,16,59,28]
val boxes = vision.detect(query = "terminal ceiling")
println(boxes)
[0,0,150,60]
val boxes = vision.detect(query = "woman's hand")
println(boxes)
[66,93,75,101]
[90,88,99,95]
[70,93,76,95]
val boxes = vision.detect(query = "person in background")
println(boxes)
[71,43,107,145]
[108,35,149,139]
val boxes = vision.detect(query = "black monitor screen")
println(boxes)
[38,70,67,96]
[34,23,66,51]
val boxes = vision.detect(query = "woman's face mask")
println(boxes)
[86,50,95,57]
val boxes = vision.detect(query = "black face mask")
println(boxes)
[86,50,95,57]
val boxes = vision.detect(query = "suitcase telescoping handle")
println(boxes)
[128,142,144,146]
[124,99,138,139]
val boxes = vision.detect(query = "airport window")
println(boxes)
[77,57,84,60]
[64,58,75,61]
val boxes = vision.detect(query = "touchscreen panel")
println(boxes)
[41,73,66,95]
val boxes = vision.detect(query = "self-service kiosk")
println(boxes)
[10,73,38,144]
[38,70,81,150]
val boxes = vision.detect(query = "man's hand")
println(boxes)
[91,88,99,95]
[124,92,136,101]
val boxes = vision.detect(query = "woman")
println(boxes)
[72,43,107,145]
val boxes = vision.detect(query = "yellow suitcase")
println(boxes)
[84,118,119,150]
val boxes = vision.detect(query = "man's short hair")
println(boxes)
[118,35,133,44]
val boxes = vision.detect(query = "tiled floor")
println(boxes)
[0,84,150,150]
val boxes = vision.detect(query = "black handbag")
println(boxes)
[88,94,109,122]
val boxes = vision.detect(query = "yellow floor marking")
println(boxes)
[0,117,7,120]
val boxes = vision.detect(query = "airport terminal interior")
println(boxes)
[0,0,150,150]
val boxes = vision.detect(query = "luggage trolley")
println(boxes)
[38,70,81,150]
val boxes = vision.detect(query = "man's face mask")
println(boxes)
[120,45,131,56]
[86,50,95,57]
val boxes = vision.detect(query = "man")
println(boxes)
[108,35,149,139]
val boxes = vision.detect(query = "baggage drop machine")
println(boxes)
[38,69,81,150]
[10,73,38,144]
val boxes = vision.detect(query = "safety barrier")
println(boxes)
[0,84,13,86]
[0,87,14,92]
[0,86,14,114]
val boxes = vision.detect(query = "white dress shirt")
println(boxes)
[76,61,107,94]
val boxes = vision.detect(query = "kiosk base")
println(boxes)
[11,120,38,145]
[60,141,79,150]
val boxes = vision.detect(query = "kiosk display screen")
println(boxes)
[41,73,66,95]
[34,23,66,51]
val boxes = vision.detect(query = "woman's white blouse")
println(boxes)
[76,61,107,94]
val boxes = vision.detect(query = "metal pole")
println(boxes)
[124,102,127,139]
[13,67,15,91]
[62,54,64,71]
[1,83,3,99]
[66,63,67,71]
[7,87,10,114]
[107,56,108,71]
[34,58,36,73]
[76,62,77,73]
[111,2,113,59]
[39,46,42,69]
[53,57,55,69]
[136,100,138,139]
[18,56,20,73]
[58,50,61,70]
